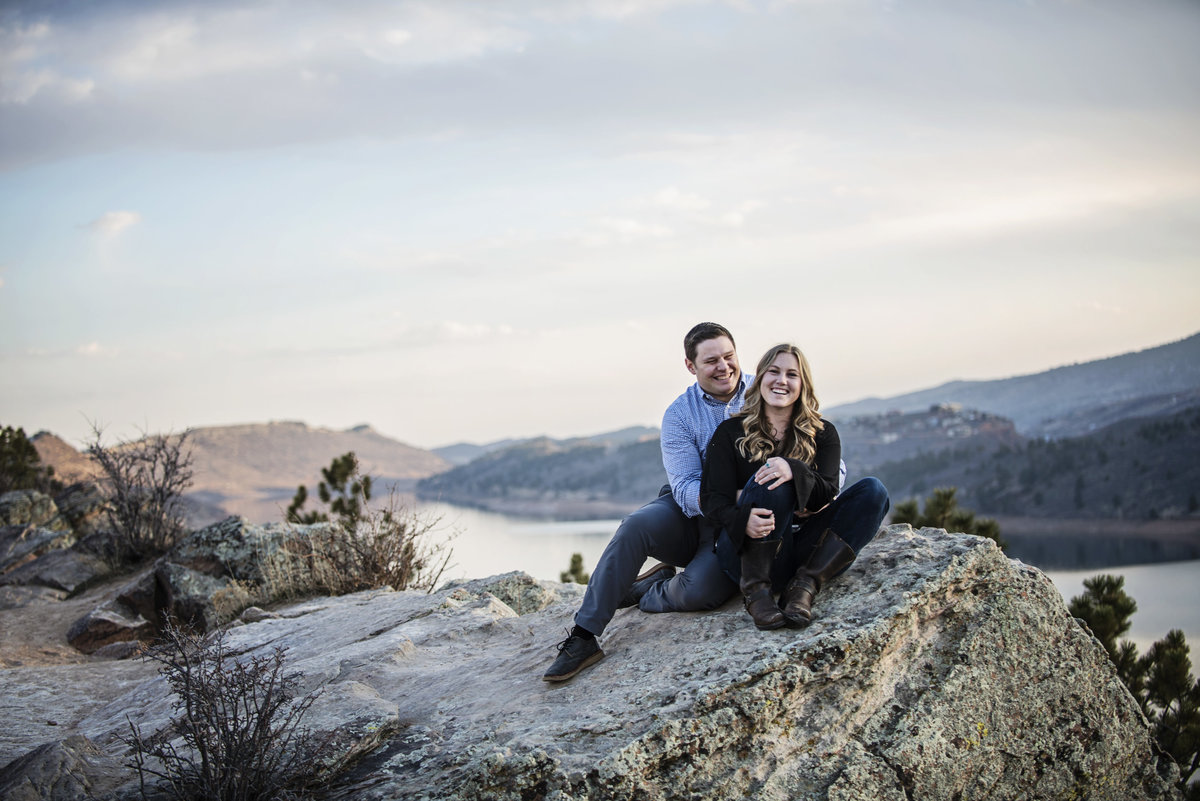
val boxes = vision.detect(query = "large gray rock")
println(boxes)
[0,491,66,532]
[0,735,127,801]
[148,515,374,633]
[0,546,112,594]
[0,494,116,598]
[0,525,76,576]
[0,526,1180,800]
[50,483,106,536]
[66,599,154,655]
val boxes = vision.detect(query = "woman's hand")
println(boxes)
[754,457,793,490]
[746,508,775,539]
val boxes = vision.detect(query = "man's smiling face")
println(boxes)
[686,336,740,402]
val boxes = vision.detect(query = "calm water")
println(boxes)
[1047,561,1200,656]
[415,499,1200,657]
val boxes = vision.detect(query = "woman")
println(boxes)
[700,344,890,630]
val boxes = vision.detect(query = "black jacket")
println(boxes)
[699,416,841,551]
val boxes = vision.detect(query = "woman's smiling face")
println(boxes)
[760,351,801,411]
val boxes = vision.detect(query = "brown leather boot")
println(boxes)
[740,540,785,630]
[780,529,855,627]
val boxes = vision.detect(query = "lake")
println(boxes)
[415,499,1200,657]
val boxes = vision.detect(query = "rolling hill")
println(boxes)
[31,422,450,526]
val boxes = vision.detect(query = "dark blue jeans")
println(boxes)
[575,492,736,636]
[717,477,890,591]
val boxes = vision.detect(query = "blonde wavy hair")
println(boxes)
[736,343,824,464]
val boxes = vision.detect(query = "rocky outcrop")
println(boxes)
[48,483,106,536]
[0,525,76,576]
[0,485,106,536]
[2,546,112,596]
[0,491,67,531]
[66,600,154,655]
[63,516,351,651]
[0,526,1182,800]
[0,736,127,801]
[0,486,113,599]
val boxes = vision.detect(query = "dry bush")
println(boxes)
[333,488,453,594]
[87,425,194,560]
[210,579,262,624]
[263,488,453,601]
[125,623,329,801]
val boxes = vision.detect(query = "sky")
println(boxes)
[1,0,1198,451]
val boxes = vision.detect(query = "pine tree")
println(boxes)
[0,425,58,494]
[1067,574,1143,692]
[286,452,373,531]
[560,553,590,584]
[891,487,1005,549]
[1069,576,1200,797]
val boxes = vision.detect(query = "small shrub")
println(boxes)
[87,425,194,560]
[271,463,454,599]
[125,622,330,801]
[210,579,262,624]
[560,553,590,584]
[336,488,453,593]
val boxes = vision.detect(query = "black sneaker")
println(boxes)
[617,563,677,609]
[542,633,604,682]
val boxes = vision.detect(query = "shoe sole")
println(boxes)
[754,619,787,631]
[542,648,605,682]
[636,562,674,582]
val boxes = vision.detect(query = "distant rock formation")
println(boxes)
[29,422,453,527]
[30,432,103,486]
[0,526,1181,800]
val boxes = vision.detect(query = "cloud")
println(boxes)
[384,320,517,344]
[0,21,94,104]
[85,210,141,237]
[76,341,112,356]
[1,0,1198,169]
[717,199,766,227]
[1078,301,1126,316]
[580,217,674,247]
[654,186,710,211]
[16,341,117,359]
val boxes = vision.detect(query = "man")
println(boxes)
[543,322,752,682]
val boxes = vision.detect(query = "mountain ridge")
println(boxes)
[825,330,1200,434]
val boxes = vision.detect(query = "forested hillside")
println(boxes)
[874,405,1200,520]
[827,331,1200,435]
[416,436,667,517]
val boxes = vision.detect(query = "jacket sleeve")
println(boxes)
[784,420,842,512]
[700,422,753,552]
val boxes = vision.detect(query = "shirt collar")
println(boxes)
[700,373,749,405]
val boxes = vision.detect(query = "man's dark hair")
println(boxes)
[684,322,735,363]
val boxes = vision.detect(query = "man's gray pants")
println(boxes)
[574,493,738,637]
